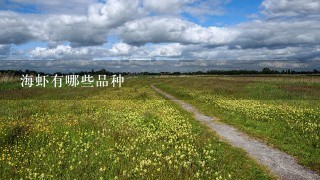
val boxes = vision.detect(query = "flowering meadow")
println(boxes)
[0,78,272,179]
[157,76,320,174]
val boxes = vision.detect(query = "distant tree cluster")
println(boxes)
[0,69,128,76]
[206,68,319,75]
[0,68,319,76]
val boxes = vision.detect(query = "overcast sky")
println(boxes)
[0,0,320,71]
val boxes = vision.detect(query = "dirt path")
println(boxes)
[151,84,320,180]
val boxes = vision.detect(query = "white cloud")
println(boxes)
[1,0,320,61]
[40,15,105,47]
[184,0,226,19]
[190,45,320,61]
[30,45,92,60]
[0,0,149,47]
[149,43,184,57]
[0,11,107,46]
[232,19,320,49]
[0,12,35,44]
[88,0,145,28]
[118,17,238,46]
[261,0,320,18]
[143,0,192,14]
[110,43,135,55]
[257,61,307,69]
[143,0,227,19]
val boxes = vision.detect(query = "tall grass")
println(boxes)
[0,75,19,83]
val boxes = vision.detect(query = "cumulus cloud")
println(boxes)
[184,0,227,19]
[0,0,149,47]
[1,60,320,73]
[189,45,320,61]
[0,0,320,62]
[143,0,227,18]
[30,45,93,60]
[0,12,103,47]
[261,0,320,18]
[0,12,35,45]
[149,43,185,57]
[257,61,308,69]
[42,15,108,47]
[118,17,237,46]
[109,43,135,56]
[143,0,191,14]
[27,43,320,62]
[88,0,145,28]
[231,19,320,49]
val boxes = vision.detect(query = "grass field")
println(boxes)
[1,75,319,179]
[0,77,274,179]
[156,75,320,174]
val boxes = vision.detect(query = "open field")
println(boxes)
[1,75,319,179]
[156,75,320,174]
[0,77,273,179]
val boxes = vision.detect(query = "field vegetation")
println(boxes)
[0,77,273,179]
[156,75,320,174]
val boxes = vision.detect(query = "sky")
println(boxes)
[0,0,320,72]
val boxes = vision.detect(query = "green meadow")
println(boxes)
[1,75,320,179]
[156,75,320,174]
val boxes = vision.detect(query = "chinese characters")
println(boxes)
[21,74,124,88]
